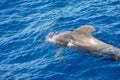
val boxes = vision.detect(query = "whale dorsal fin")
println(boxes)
[74,25,96,37]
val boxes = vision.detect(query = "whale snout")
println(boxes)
[46,32,59,43]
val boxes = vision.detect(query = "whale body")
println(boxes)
[46,25,120,61]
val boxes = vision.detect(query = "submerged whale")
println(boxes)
[46,25,120,61]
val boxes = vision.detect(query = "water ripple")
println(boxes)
[0,0,120,80]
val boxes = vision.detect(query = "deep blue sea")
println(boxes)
[0,0,120,80]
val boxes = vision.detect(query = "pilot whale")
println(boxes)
[46,25,120,61]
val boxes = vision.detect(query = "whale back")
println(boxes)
[74,25,96,37]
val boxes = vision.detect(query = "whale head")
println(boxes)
[46,31,73,46]
[46,32,70,46]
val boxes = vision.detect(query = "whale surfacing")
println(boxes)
[46,25,120,61]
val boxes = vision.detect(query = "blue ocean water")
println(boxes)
[0,0,120,80]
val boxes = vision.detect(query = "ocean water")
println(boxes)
[0,0,120,80]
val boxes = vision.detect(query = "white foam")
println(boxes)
[67,41,74,47]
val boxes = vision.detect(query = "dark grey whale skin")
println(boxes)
[72,42,120,61]
[97,45,120,61]
[46,25,120,61]
[67,36,120,61]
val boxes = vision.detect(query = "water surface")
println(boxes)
[0,0,120,80]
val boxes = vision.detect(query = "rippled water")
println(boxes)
[0,0,120,80]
